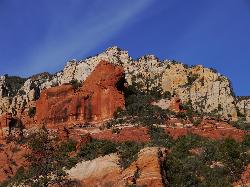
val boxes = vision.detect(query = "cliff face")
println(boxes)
[236,97,250,122]
[0,46,244,121]
[162,64,237,120]
[36,61,125,125]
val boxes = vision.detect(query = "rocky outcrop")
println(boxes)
[0,76,6,98]
[0,73,49,116]
[0,46,244,121]
[165,120,248,141]
[118,147,166,187]
[36,61,125,125]
[0,143,29,182]
[162,64,237,120]
[67,147,166,187]
[68,153,121,187]
[236,97,250,122]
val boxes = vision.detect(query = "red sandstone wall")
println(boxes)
[36,61,125,126]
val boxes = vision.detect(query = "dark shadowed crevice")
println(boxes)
[84,95,92,122]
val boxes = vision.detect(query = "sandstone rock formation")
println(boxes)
[236,97,250,122]
[68,153,121,187]
[0,143,29,182]
[36,61,125,125]
[118,147,166,187]
[0,46,246,121]
[162,64,237,120]
[67,147,166,187]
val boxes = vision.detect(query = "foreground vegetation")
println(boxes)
[165,134,250,187]
[1,80,250,187]
[2,129,249,187]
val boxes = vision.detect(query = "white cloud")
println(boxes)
[25,0,153,75]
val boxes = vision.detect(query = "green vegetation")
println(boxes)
[4,75,27,97]
[236,107,246,118]
[164,134,250,187]
[178,100,202,124]
[1,129,78,187]
[231,118,250,130]
[78,139,117,160]
[77,139,144,169]
[28,107,36,118]
[2,75,250,187]
[118,141,144,168]
[107,81,172,128]
[186,74,199,86]
[147,125,173,148]
[69,79,81,90]
[3,131,249,187]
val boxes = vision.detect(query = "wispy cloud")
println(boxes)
[24,0,153,75]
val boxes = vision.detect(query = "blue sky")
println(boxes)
[0,0,250,96]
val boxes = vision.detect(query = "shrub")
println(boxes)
[4,75,27,97]
[78,139,117,160]
[164,134,250,187]
[148,125,173,148]
[59,139,77,153]
[236,108,246,118]
[192,118,202,127]
[231,119,250,130]
[162,91,172,99]
[3,129,79,186]
[70,79,81,90]
[186,74,199,85]
[118,141,144,168]
[242,134,250,148]
[28,107,36,118]
[110,87,170,127]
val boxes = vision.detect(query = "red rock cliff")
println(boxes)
[36,61,125,125]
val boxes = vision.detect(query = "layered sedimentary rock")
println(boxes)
[36,61,125,125]
[68,153,121,186]
[0,46,244,121]
[236,97,250,122]
[118,147,166,187]
[67,147,166,187]
[162,64,237,120]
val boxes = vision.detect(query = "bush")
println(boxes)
[109,87,170,127]
[236,108,246,118]
[78,139,117,160]
[70,79,81,90]
[231,119,250,130]
[28,107,36,118]
[148,125,173,148]
[162,91,172,99]
[3,129,79,186]
[164,134,250,187]
[4,75,27,97]
[78,139,144,169]
[59,139,77,153]
[118,141,144,168]
[186,74,199,86]
[242,134,250,148]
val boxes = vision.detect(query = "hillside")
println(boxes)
[0,47,249,187]
[1,47,250,122]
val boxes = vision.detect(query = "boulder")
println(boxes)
[67,147,166,187]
